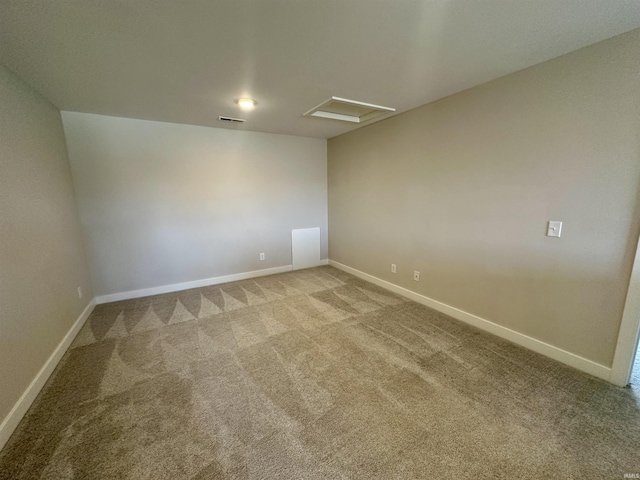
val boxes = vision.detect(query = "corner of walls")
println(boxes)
[0,65,97,453]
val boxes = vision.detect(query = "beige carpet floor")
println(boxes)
[1,266,639,479]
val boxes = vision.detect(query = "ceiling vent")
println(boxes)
[303,96,395,123]
[218,116,245,123]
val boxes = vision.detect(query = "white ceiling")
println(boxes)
[2,1,640,139]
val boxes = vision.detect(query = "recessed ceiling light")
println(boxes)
[237,98,257,110]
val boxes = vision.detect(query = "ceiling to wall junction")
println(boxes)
[1,0,640,139]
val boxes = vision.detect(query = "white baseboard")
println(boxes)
[0,298,96,451]
[329,260,612,382]
[319,258,329,266]
[96,265,294,304]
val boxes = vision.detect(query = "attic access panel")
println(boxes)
[303,96,395,123]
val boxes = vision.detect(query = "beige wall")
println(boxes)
[0,67,94,424]
[62,112,328,297]
[328,29,640,367]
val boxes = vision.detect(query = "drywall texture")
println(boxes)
[62,113,328,297]
[328,29,640,367]
[0,66,94,424]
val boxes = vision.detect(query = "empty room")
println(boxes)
[2,1,640,478]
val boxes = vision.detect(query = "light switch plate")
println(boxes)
[547,221,562,238]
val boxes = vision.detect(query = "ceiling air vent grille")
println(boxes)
[303,96,395,124]
[218,116,246,123]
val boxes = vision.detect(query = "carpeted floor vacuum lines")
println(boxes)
[1,266,639,479]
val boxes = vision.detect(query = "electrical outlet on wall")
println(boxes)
[413,271,420,281]
[391,264,397,273]
[77,286,83,299]
[259,253,265,261]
